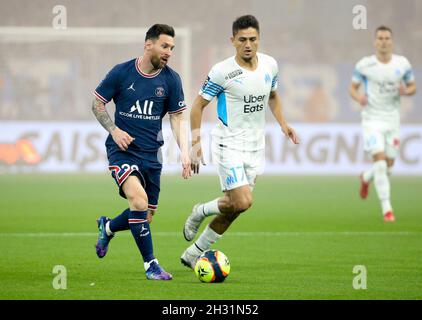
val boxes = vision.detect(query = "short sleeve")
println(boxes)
[352,59,365,84]
[270,57,279,91]
[403,58,415,84]
[94,65,120,104]
[199,65,225,101]
[167,72,187,114]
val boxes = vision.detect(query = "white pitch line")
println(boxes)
[0,231,420,237]
[227,231,422,237]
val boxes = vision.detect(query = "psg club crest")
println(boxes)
[155,87,165,97]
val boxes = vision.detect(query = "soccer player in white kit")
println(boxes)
[349,26,416,222]
[180,15,299,268]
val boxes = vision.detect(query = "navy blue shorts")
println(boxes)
[107,150,162,211]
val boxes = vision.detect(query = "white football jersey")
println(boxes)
[352,54,415,125]
[200,53,278,151]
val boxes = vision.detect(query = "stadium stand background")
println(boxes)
[0,0,421,174]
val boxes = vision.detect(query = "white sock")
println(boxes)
[373,160,392,215]
[197,198,221,218]
[363,168,374,183]
[105,221,114,236]
[381,199,393,215]
[186,243,203,257]
[363,164,392,182]
[144,258,158,271]
[194,224,222,252]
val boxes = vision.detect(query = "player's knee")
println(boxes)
[127,193,148,212]
[233,196,253,213]
[372,152,386,162]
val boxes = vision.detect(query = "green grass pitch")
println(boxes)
[0,174,421,299]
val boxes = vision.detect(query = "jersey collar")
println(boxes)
[135,57,162,78]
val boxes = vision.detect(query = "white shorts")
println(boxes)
[362,121,400,159]
[211,143,265,192]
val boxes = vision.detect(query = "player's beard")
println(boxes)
[241,49,256,63]
[151,54,165,70]
[241,56,253,63]
[241,53,256,63]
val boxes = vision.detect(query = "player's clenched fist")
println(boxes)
[111,127,135,151]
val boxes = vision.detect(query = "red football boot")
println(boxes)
[359,173,370,199]
[384,211,395,222]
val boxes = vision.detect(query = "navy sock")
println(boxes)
[128,210,155,263]
[109,208,130,233]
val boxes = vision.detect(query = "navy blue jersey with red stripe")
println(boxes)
[94,57,186,159]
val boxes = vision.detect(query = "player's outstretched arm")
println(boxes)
[268,91,299,145]
[190,95,210,174]
[91,97,134,151]
[170,111,191,179]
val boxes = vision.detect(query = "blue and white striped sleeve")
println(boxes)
[271,75,278,91]
[199,66,225,101]
[352,60,365,84]
[269,57,279,91]
[403,58,415,84]
[352,69,364,84]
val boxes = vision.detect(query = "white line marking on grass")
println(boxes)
[0,231,420,237]
[227,231,422,237]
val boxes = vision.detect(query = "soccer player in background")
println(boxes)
[180,15,299,268]
[92,24,191,280]
[349,26,416,222]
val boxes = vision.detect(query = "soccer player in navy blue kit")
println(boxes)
[92,24,191,280]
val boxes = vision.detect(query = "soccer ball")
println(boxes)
[194,250,230,283]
